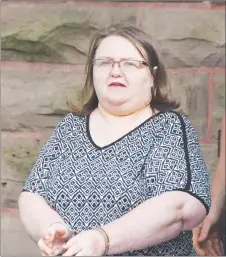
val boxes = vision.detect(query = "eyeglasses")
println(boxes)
[92,58,148,72]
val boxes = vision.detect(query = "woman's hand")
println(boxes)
[192,214,223,256]
[38,222,73,256]
[62,229,106,256]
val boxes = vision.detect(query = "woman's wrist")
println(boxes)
[207,204,223,224]
[91,227,110,255]
[41,221,74,240]
[48,221,65,229]
[210,194,225,212]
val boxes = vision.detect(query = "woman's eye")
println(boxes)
[124,61,137,67]
[100,60,111,66]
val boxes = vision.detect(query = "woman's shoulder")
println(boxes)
[156,110,196,135]
[160,110,193,126]
[53,112,87,135]
[160,111,199,144]
[59,112,86,124]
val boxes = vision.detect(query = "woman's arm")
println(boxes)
[62,191,206,256]
[19,114,74,243]
[103,191,206,255]
[18,192,66,242]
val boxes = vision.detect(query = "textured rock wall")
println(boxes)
[1,1,225,208]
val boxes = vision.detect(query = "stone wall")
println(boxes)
[1,1,225,208]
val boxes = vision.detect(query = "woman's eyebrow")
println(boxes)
[94,56,113,59]
[94,56,142,60]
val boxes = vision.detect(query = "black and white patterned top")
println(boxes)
[23,111,211,256]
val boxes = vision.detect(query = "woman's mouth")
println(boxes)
[108,82,126,87]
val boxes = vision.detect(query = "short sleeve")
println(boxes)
[145,112,211,214]
[181,115,211,212]
[23,113,74,198]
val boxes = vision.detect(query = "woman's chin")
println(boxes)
[106,97,128,107]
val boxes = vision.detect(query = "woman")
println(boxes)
[193,114,225,256]
[18,24,211,256]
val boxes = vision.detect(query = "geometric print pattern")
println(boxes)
[23,111,210,256]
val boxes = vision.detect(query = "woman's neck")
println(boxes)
[97,103,153,125]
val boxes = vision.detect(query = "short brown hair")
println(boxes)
[70,24,179,115]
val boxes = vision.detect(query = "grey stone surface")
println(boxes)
[1,132,51,208]
[212,72,225,138]
[168,70,209,138]
[1,63,84,131]
[2,4,225,67]
[1,4,137,64]
[141,8,225,68]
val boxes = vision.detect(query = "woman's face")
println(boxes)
[93,35,154,112]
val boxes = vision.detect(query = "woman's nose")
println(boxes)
[110,63,122,77]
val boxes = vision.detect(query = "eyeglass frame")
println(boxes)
[92,57,149,71]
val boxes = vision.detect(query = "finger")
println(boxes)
[62,245,81,256]
[55,228,66,236]
[214,239,223,256]
[45,227,66,247]
[192,227,201,248]
[193,244,205,256]
[206,238,216,256]
[193,230,206,256]
[195,238,207,256]
[199,222,211,242]
[53,246,65,256]
[193,246,205,256]
[38,239,53,256]
[63,236,78,249]
[49,226,68,241]
[40,245,52,256]
[42,230,56,247]
[202,240,209,256]
[76,250,87,256]
[42,237,53,249]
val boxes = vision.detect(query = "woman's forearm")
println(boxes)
[103,191,206,255]
[18,192,66,242]
[210,158,225,217]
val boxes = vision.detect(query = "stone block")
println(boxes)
[168,71,209,138]
[1,180,24,208]
[2,4,224,67]
[1,132,53,208]
[1,133,51,182]
[1,4,137,64]
[1,63,85,131]
[141,9,225,68]
[212,72,225,138]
